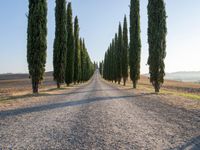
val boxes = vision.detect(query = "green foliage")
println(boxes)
[122,16,128,86]
[99,61,103,75]
[114,34,118,83]
[53,0,67,88]
[65,2,75,86]
[129,0,141,88]
[117,23,123,84]
[80,39,94,82]
[74,16,81,84]
[147,0,167,92]
[27,0,47,93]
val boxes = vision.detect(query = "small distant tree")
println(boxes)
[129,0,141,89]
[147,0,167,92]
[65,2,75,86]
[27,0,47,93]
[74,16,81,84]
[122,16,128,86]
[99,61,103,75]
[53,0,67,88]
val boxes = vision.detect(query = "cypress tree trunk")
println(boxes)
[32,80,39,94]
[65,3,75,86]
[27,0,47,94]
[129,0,141,89]
[53,0,67,89]
[123,78,126,86]
[147,0,167,93]
[154,81,160,93]
[133,80,137,89]
[57,82,61,89]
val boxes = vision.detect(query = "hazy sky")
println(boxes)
[0,0,199,74]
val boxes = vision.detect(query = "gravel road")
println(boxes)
[0,72,200,149]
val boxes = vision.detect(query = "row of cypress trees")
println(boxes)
[54,1,95,88]
[102,0,167,93]
[27,0,94,93]
[102,16,129,86]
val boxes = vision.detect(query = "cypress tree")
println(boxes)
[27,0,47,93]
[129,0,141,89]
[79,38,83,82]
[122,16,128,86]
[110,40,115,82]
[114,33,118,83]
[53,0,67,88]
[117,23,123,84]
[81,39,87,81]
[147,0,167,93]
[65,2,75,86]
[74,16,81,84]
[99,61,103,75]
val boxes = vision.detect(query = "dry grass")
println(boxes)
[0,74,92,111]
[103,76,200,110]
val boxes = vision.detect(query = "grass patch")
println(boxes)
[0,93,51,103]
[123,82,200,101]
[160,89,200,101]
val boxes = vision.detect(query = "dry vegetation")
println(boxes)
[104,75,200,110]
[0,73,64,110]
[1,73,200,111]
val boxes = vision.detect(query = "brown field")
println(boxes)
[138,76,200,95]
[1,73,200,110]
[0,72,55,100]
[104,75,200,110]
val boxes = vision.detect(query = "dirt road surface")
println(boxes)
[0,72,200,149]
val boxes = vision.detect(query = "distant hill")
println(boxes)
[143,71,200,83]
[0,72,53,80]
[165,71,200,83]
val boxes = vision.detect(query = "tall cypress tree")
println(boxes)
[79,38,83,82]
[147,0,167,92]
[74,16,81,84]
[117,23,123,84]
[53,0,67,88]
[114,33,118,83]
[122,16,128,86]
[27,0,47,93]
[81,39,87,81]
[129,0,141,89]
[65,2,75,86]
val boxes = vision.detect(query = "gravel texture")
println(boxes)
[0,72,200,149]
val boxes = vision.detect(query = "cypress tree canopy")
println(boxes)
[122,16,128,86]
[117,23,123,84]
[74,16,81,84]
[27,0,47,93]
[53,0,67,88]
[129,0,141,88]
[147,0,167,92]
[65,2,75,86]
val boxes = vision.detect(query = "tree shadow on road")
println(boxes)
[0,93,153,118]
[170,135,200,150]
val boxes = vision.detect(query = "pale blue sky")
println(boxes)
[0,0,199,74]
